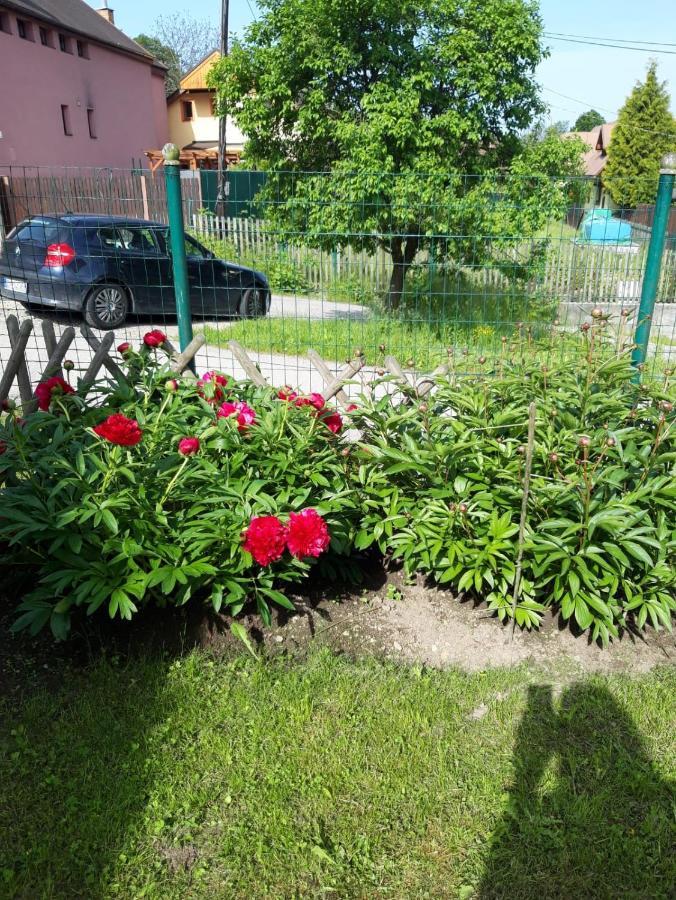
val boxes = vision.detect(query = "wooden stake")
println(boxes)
[511,401,536,633]
[7,315,33,405]
[0,318,33,404]
[227,340,268,386]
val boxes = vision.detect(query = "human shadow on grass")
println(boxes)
[478,683,674,900]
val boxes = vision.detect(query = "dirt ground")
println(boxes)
[1,569,674,702]
[257,572,675,677]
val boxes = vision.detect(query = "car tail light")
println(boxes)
[44,243,76,267]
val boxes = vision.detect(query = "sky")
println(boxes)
[95,0,676,122]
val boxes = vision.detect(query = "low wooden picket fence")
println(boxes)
[0,316,445,416]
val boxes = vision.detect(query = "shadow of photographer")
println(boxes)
[479,682,674,899]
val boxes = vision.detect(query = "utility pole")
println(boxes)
[216,0,229,222]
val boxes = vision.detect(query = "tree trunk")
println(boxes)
[387,236,419,311]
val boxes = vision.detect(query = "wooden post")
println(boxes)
[140,174,150,220]
[80,332,116,389]
[7,315,33,405]
[227,340,269,386]
[511,401,536,632]
[0,318,33,405]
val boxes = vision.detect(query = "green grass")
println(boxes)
[1,649,674,898]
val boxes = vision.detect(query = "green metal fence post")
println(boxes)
[631,153,676,378]
[163,143,194,370]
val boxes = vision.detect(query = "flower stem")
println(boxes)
[160,457,189,507]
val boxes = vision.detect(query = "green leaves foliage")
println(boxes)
[350,336,675,644]
[0,356,360,639]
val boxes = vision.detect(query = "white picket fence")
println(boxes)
[192,214,676,303]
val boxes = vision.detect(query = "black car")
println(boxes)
[0,214,270,329]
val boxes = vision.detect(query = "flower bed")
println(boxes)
[0,336,360,639]
[1,325,674,645]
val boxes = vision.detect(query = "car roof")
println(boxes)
[25,214,166,229]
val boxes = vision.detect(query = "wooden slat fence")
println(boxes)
[192,214,676,304]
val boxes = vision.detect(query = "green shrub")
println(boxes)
[352,334,675,644]
[0,346,360,638]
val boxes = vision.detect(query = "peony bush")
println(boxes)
[0,336,360,638]
[351,334,675,645]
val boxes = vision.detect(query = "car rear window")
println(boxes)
[11,219,61,245]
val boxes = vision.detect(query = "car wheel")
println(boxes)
[84,283,129,330]
[239,285,266,319]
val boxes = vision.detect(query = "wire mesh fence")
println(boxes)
[1,165,674,397]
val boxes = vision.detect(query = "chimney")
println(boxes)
[97,3,114,25]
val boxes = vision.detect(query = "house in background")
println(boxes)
[0,0,168,169]
[564,122,616,208]
[163,51,244,170]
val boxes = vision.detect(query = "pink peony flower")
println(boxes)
[295,393,325,411]
[321,411,343,434]
[34,376,75,412]
[217,400,256,432]
[178,437,200,456]
[243,515,288,566]
[286,509,330,559]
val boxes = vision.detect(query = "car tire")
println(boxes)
[239,285,266,319]
[84,283,129,330]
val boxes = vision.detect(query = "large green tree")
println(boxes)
[134,34,181,94]
[210,0,577,305]
[603,64,676,208]
[573,109,604,132]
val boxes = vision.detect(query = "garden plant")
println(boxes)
[0,320,674,645]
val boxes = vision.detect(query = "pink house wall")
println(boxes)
[0,15,168,169]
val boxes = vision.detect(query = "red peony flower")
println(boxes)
[0,441,6,455]
[143,329,166,348]
[117,341,131,354]
[278,386,298,402]
[321,411,343,434]
[198,370,230,403]
[34,376,75,412]
[178,436,200,456]
[295,392,325,411]
[346,404,358,412]
[217,400,256,431]
[93,413,143,446]
[286,508,330,559]
[243,515,288,566]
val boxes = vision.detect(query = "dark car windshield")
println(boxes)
[11,219,61,244]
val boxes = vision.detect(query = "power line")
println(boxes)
[545,31,676,48]
[542,87,676,140]
[544,34,676,55]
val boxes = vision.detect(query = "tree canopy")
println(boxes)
[209,0,581,305]
[134,34,181,94]
[603,63,676,208]
[151,13,219,75]
[573,109,604,132]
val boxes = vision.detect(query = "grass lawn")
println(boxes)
[200,281,557,370]
[1,648,674,899]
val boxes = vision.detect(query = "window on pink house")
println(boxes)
[87,108,97,139]
[59,33,72,53]
[17,19,34,41]
[0,12,12,33]
[61,105,73,136]
[40,26,53,47]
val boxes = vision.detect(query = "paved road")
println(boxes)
[0,293,370,399]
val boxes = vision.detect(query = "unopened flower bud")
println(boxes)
[165,378,179,393]
[478,356,486,365]
[419,403,428,413]
[606,437,616,447]
[341,447,350,457]
[620,308,631,317]
[63,359,75,372]
[580,322,591,333]
[517,445,526,455]
[355,347,364,358]
[660,400,673,413]
[553,319,560,326]
[458,503,468,514]
[591,307,604,319]
[378,343,386,353]
[548,452,559,463]
[501,336,507,344]
[578,435,590,448]
[1,398,16,413]
[406,358,415,368]
[376,367,385,376]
